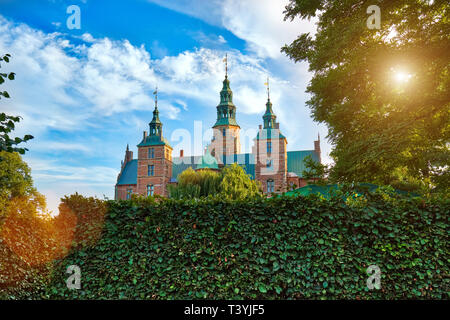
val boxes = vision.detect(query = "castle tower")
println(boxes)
[254,79,288,194]
[136,88,172,197]
[210,54,240,165]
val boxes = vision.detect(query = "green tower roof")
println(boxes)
[138,88,171,148]
[213,75,240,128]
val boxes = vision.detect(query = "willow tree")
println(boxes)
[282,1,449,193]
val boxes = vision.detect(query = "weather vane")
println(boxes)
[264,77,270,100]
[223,53,228,78]
[153,86,158,108]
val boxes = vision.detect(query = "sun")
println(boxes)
[393,70,412,83]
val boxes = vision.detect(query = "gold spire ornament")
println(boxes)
[223,53,228,78]
[264,77,270,100]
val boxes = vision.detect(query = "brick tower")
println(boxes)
[136,89,172,197]
[254,80,287,194]
[210,54,240,165]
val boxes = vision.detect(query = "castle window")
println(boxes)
[267,159,273,171]
[222,128,226,137]
[267,141,272,154]
[147,184,154,196]
[126,188,132,199]
[148,148,154,159]
[267,180,275,193]
[148,165,154,176]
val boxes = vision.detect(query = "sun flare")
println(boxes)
[394,70,412,83]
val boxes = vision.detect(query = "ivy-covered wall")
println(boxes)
[4,192,450,299]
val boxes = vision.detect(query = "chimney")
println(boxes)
[180,149,184,158]
[259,124,262,130]
[143,131,147,139]
[314,135,321,163]
[275,122,280,129]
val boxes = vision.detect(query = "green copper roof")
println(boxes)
[137,134,171,147]
[171,156,202,179]
[222,153,256,179]
[263,99,277,129]
[287,150,319,178]
[150,106,161,125]
[213,118,239,127]
[197,150,219,170]
[116,160,138,185]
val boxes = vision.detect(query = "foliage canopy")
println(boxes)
[282,1,449,194]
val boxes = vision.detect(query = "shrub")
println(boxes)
[19,191,449,300]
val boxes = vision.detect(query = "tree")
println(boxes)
[301,154,329,185]
[0,151,47,218]
[219,163,262,200]
[168,164,262,200]
[282,1,449,193]
[168,167,222,199]
[0,54,33,154]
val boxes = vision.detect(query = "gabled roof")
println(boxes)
[287,150,319,178]
[117,160,138,185]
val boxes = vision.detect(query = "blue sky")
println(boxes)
[0,0,329,213]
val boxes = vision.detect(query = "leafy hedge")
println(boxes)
[6,191,450,299]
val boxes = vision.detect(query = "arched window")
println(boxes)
[147,184,154,196]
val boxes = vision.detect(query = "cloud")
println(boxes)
[148,0,317,59]
[32,142,92,153]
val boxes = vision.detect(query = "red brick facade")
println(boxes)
[255,132,288,194]
[210,125,241,165]
[136,145,172,197]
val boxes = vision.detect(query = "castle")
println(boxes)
[115,71,321,200]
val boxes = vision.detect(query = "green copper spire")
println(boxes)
[263,78,276,129]
[256,78,286,141]
[138,87,171,147]
[149,87,162,136]
[213,54,239,128]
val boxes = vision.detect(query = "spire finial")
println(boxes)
[264,77,270,100]
[126,144,129,151]
[223,53,228,78]
[153,86,158,109]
